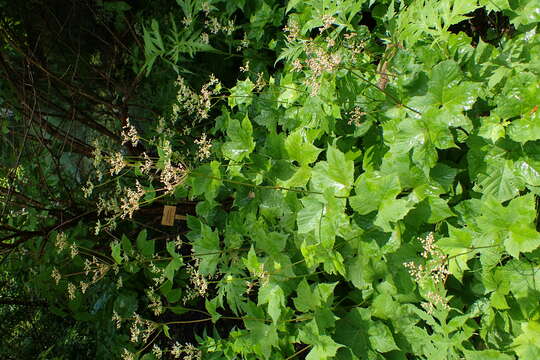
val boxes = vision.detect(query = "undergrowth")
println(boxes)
[2,0,540,359]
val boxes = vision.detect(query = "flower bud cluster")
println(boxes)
[170,342,202,360]
[121,118,139,147]
[403,232,450,286]
[403,232,451,314]
[183,259,209,304]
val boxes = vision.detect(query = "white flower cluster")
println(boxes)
[171,342,201,360]
[403,232,451,314]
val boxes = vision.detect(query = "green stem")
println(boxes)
[346,67,421,115]
[190,172,350,199]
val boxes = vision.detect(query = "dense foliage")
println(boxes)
[2,0,540,359]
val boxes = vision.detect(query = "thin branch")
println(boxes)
[347,67,422,115]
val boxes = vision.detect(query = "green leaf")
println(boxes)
[113,291,138,318]
[222,115,255,161]
[491,290,510,310]
[408,60,477,126]
[205,298,222,323]
[111,241,122,264]
[428,60,477,115]
[504,259,540,301]
[258,282,285,323]
[136,229,154,258]
[244,319,279,359]
[190,161,221,201]
[463,349,514,360]
[168,305,189,315]
[192,224,220,275]
[316,282,337,303]
[512,321,540,359]
[383,117,425,155]
[438,225,474,281]
[166,241,179,258]
[509,0,540,26]
[279,165,312,188]
[294,279,316,313]
[121,234,133,255]
[228,78,255,108]
[244,245,260,275]
[414,196,456,224]
[297,193,348,252]
[347,243,382,290]
[293,280,337,313]
[371,293,397,320]
[299,321,343,360]
[286,0,302,13]
[297,196,324,234]
[350,171,401,215]
[254,109,278,130]
[143,183,156,202]
[164,257,182,283]
[277,73,301,107]
[374,198,415,232]
[104,1,132,12]
[477,194,540,257]
[515,159,540,187]
[306,335,343,360]
[218,269,247,315]
[474,159,523,202]
[162,324,170,339]
[160,280,182,303]
[285,130,322,166]
[314,308,338,332]
[494,72,539,119]
[478,115,506,143]
[249,1,274,41]
[253,227,288,256]
[368,321,398,353]
[334,308,370,357]
[505,223,540,258]
[508,112,540,143]
[311,145,354,197]
[411,137,439,175]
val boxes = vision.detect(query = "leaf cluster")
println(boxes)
[2,0,540,359]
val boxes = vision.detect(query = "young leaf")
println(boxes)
[111,241,123,264]
[368,321,399,353]
[190,161,221,201]
[258,282,285,323]
[512,321,540,358]
[374,198,415,232]
[293,279,318,313]
[438,225,474,281]
[297,196,324,235]
[205,298,222,323]
[228,78,255,108]
[299,321,343,360]
[164,257,183,283]
[222,115,255,162]
[505,223,540,258]
[463,349,514,360]
[310,145,354,197]
[285,129,322,166]
[473,159,523,202]
[192,224,220,275]
[136,229,154,258]
[350,171,401,215]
